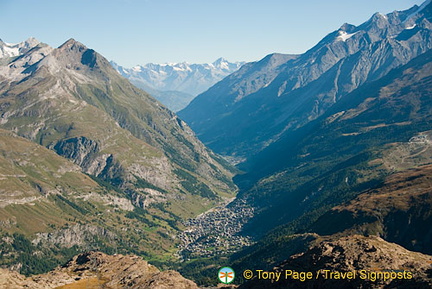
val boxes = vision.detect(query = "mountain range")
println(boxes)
[1,1,432,288]
[0,37,39,58]
[0,37,235,275]
[177,0,432,239]
[179,1,432,161]
[177,1,432,287]
[111,58,244,111]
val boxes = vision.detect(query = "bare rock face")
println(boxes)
[0,268,30,289]
[32,224,117,248]
[0,251,198,289]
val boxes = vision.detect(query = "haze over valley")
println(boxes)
[0,1,432,288]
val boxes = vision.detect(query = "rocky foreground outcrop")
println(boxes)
[240,235,432,289]
[0,251,198,289]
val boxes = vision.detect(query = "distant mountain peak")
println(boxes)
[52,38,107,71]
[112,58,245,96]
[212,57,228,65]
[0,37,41,58]
[212,57,231,70]
[24,36,40,46]
[214,57,227,62]
[58,38,87,52]
[368,11,390,28]
[339,23,357,33]
[179,0,432,161]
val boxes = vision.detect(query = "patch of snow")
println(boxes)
[2,46,20,57]
[378,12,388,20]
[0,37,40,59]
[173,66,192,72]
[337,31,358,42]
[112,58,244,95]
[405,24,417,30]
[219,62,229,70]
[132,65,142,72]
[3,41,17,46]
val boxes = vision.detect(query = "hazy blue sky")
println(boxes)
[0,0,424,67]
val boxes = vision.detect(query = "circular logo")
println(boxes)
[218,267,235,284]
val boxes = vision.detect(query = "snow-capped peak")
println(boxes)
[111,58,244,96]
[212,57,231,70]
[0,37,40,59]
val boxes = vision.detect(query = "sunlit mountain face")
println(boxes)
[1,1,432,288]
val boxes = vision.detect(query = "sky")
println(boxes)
[0,0,425,67]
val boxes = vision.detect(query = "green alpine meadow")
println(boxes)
[1,1,432,288]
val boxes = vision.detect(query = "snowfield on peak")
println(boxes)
[337,31,358,42]
[111,58,245,96]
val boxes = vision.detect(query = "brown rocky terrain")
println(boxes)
[240,235,432,289]
[0,37,236,274]
[237,164,432,288]
[0,251,198,289]
[310,164,432,255]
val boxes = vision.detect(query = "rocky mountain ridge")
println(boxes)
[0,37,234,197]
[111,59,245,111]
[179,1,432,160]
[0,37,236,275]
[112,58,244,96]
[0,37,40,59]
[239,235,432,289]
[0,251,198,289]
[177,2,432,285]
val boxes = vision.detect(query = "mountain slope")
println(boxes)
[311,164,432,255]
[0,129,102,235]
[176,1,432,240]
[0,38,236,274]
[179,1,432,160]
[175,3,432,284]
[0,38,235,198]
[234,46,432,239]
[234,163,432,288]
[0,129,165,274]
[231,163,432,278]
